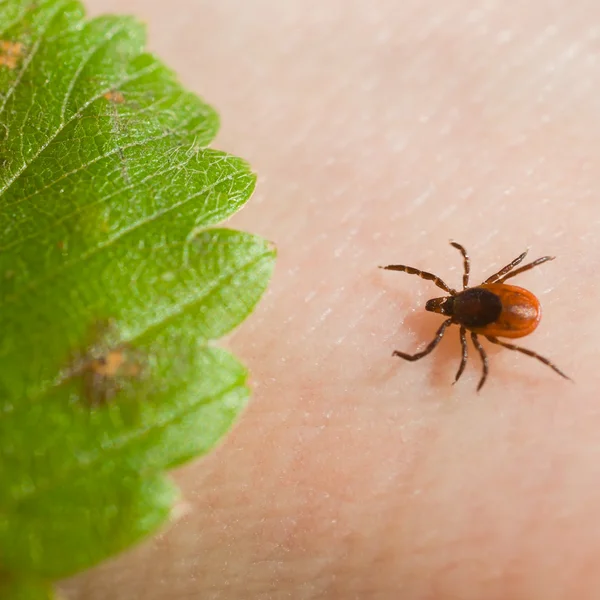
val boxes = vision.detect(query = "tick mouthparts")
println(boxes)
[425,296,454,316]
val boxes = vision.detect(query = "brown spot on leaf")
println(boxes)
[66,321,145,406]
[79,346,143,406]
[104,90,125,104]
[0,41,24,69]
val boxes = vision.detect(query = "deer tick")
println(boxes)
[380,242,570,391]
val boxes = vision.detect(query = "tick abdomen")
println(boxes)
[464,283,541,338]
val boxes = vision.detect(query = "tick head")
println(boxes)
[425,295,454,316]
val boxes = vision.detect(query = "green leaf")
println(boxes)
[0,0,275,594]
[0,575,54,600]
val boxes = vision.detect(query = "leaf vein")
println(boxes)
[0,0,67,118]
[0,60,161,198]
[137,250,270,342]
[59,22,128,124]
[1,171,243,308]
[0,126,197,251]
[6,378,244,508]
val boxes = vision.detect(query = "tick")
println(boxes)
[380,242,570,391]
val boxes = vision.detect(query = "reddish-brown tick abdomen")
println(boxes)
[465,283,541,339]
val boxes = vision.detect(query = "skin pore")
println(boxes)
[62,1,600,599]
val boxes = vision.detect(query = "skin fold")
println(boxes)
[62,1,600,599]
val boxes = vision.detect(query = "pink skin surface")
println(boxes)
[62,1,600,599]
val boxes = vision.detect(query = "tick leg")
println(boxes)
[380,265,456,294]
[450,241,470,289]
[471,333,489,391]
[485,336,572,381]
[484,250,528,284]
[393,318,453,361]
[498,256,555,283]
[453,326,468,384]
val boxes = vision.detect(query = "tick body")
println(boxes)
[381,242,570,390]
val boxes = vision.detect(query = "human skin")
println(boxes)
[61,1,600,599]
